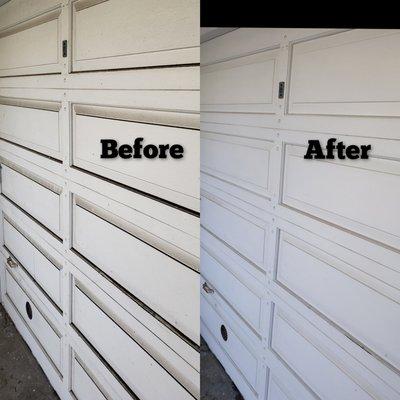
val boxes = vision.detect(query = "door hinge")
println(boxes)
[62,40,68,58]
[278,81,285,99]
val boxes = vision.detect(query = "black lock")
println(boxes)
[278,81,285,99]
[62,40,67,58]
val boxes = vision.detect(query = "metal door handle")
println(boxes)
[6,256,18,268]
[202,282,214,294]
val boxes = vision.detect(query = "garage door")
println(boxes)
[201,28,400,400]
[0,1,200,399]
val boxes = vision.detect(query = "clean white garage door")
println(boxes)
[0,1,200,399]
[201,28,400,400]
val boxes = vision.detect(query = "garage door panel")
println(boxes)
[72,280,195,400]
[0,8,61,77]
[201,320,267,400]
[72,0,199,71]
[201,247,263,333]
[282,141,400,249]
[3,217,63,308]
[1,163,62,236]
[268,378,290,400]
[72,104,199,211]
[201,195,269,270]
[6,271,62,372]
[201,49,278,113]
[70,356,108,400]
[271,305,378,400]
[201,226,265,284]
[72,195,199,343]
[70,181,199,265]
[201,131,273,201]
[201,295,259,389]
[266,367,320,400]
[289,29,400,117]
[0,1,61,30]
[0,98,61,159]
[276,227,400,370]
[69,343,133,400]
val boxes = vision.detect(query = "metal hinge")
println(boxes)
[62,40,68,58]
[278,81,285,99]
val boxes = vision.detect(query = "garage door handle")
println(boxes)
[6,256,18,269]
[202,282,214,294]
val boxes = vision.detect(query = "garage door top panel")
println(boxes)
[72,0,200,72]
[0,7,61,77]
[0,0,60,30]
[201,28,331,66]
[289,29,400,118]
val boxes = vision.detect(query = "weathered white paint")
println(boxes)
[72,199,199,343]
[73,109,200,211]
[0,0,200,399]
[0,100,61,158]
[5,271,62,370]
[72,0,199,71]
[1,164,61,235]
[3,218,62,307]
[72,281,194,400]
[0,8,61,76]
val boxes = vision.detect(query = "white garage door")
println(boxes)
[201,28,400,400]
[0,1,200,399]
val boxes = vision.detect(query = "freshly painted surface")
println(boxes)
[201,28,400,400]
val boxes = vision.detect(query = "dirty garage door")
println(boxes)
[0,1,200,399]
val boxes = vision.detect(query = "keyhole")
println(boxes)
[25,302,33,320]
[220,324,228,341]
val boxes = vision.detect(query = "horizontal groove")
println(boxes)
[201,44,280,67]
[0,157,62,194]
[75,196,199,272]
[201,225,265,275]
[0,96,61,111]
[275,280,400,377]
[281,203,400,255]
[72,279,195,395]
[72,355,116,400]
[3,214,62,270]
[71,62,200,74]
[74,104,199,130]
[73,0,108,12]
[71,247,199,351]
[1,194,63,243]
[71,323,140,400]
[0,72,61,79]
[3,245,63,315]
[71,165,200,217]
[200,28,238,43]
[0,138,62,163]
